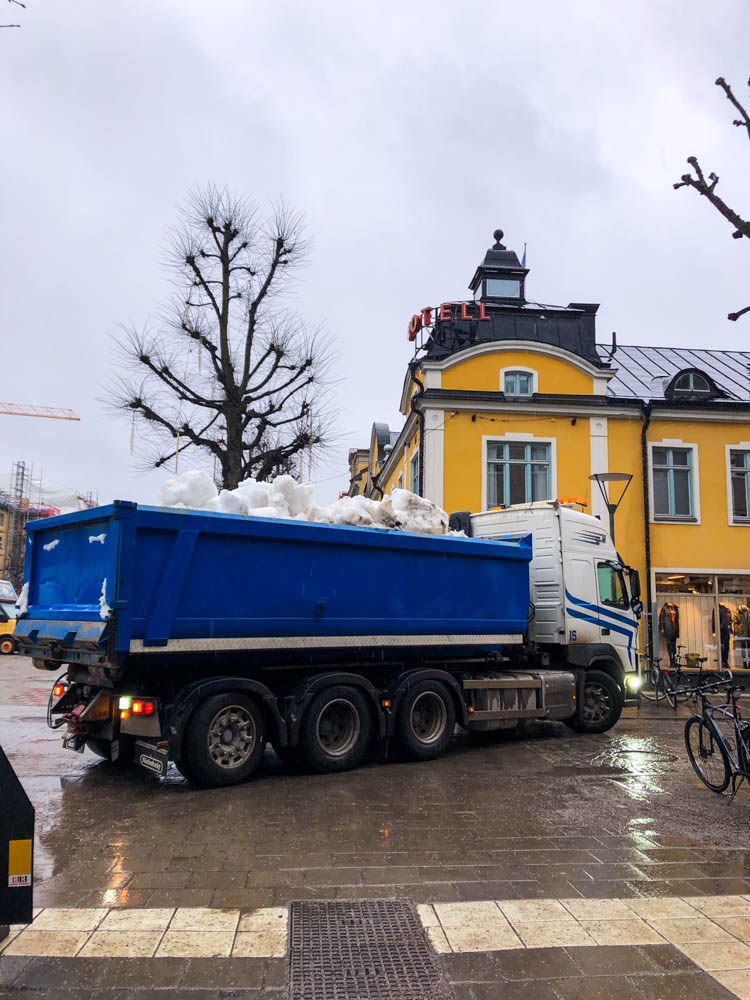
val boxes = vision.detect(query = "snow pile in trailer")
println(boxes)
[159,470,450,535]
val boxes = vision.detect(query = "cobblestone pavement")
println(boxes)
[3,655,750,997]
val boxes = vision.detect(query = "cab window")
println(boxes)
[597,563,629,609]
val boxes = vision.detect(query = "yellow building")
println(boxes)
[352,231,750,669]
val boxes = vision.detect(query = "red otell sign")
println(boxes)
[408,302,489,341]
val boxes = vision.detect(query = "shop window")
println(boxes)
[503,371,534,397]
[409,452,420,495]
[729,449,750,523]
[652,445,696,520]
[487,440,551,507]
[597,562,629,609]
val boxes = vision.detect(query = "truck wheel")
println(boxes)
[300,685,372,773]
[182,693,266,787]
[396,680,456,760]
[0,636,15,655]
[572,670,622,734]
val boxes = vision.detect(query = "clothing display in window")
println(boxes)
[659,602,680,667]
[733,606,750,638]
[712,603,733,669]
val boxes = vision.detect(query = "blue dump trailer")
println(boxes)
[15,501,627,787]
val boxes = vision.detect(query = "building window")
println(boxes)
[397,472,403,490]
[730,449,750,523]
[673,372,710,393]
[484,277,520,298]
[652,446,695,520]
[409,452,420,495]
[486,441,551,507]
[503,371,534,397]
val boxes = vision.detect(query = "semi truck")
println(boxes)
[14,499,642,787]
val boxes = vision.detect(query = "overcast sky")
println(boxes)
[2,1,748,506]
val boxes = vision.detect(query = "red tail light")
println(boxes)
[53,684,65,698]
[131,699,155,716]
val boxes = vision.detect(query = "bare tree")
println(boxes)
[674,75,750,322]
[2,0,25,28]
[110,185,336,489]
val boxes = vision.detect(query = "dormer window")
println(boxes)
[674,372,710,393]
[502,368,536,397]
[664,367,724,401]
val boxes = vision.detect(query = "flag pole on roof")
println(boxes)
[521,242,527,268]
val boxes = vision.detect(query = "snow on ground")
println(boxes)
[158,470,450,535]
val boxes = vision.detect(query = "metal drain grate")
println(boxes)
[289,898,454,1000]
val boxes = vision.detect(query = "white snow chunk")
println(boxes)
[159,469,218,509]
[99,578,110,620]
[43,538,60,552]
[15,582,29,616]
[159,471,452,535]
[88,533,106,545]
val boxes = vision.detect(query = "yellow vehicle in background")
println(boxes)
[0,579,18,655]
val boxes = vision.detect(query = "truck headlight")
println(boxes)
[625,673,641,692]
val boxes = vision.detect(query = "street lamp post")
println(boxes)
[588,472,633,545]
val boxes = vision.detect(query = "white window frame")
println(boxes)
[726,442,750,526]
[648,440,701,524]
[409,452,420,495]
[500,365,538,397]
[481,433,557,511]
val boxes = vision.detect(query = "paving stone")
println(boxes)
[547,975,647,999]
[566,944,660,976]
[712,968,750,1000]
[0,956,32,987]
[470,982,560,999]
[439,951,505,983]
[181,957,266,988]
[676,939,750,970]
[634,970,737,999]
[493,945,581,981]
[106,956,187,988]
[639,943,703,973]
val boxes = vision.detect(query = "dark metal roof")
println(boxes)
[596,344,750,402]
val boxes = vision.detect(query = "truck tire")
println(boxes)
[300,685,372,773]
[572,670,623,734]
[181,692,266,787]
[396,680,456,760]
[0,635,16,655]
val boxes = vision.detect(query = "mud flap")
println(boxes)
[135,740,169,778]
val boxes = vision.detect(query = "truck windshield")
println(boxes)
[0,602,15,622]
[597,563,629,610]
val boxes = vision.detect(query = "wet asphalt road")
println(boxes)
[3,654,750,912]
[4,655,750,1000]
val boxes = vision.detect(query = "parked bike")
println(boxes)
[684,681,750,801]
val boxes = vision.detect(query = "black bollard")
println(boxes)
[0,744,34,932]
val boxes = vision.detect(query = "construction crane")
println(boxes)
[0,403,79,421]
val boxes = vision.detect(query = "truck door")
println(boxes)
[564,558,600,645]
[594,561,636,670]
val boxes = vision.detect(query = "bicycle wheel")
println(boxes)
[669,668,694,704]
[640,665,662,703]
[661,674,678,711]
[685,717,731,793]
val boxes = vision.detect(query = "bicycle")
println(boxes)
[684,681,750,801]
[672,646,732,705]
[639,655,678,710]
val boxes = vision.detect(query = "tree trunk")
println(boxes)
[223,405,244,490]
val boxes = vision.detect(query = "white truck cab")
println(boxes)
[455,501,642,687]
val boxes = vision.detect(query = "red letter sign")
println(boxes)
[479,303,489,321]
[460,303,471,321]
[421,307,433,327]
[408,314,422,341]
[439,302,452,322]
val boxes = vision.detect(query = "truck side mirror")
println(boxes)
[631,599,643,619]
[629,569,641,600]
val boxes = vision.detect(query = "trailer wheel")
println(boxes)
[571,670,622,734]
[396,680,456,760]
[300,685,372,773]
[182,692,266,787]
[0,636,16,655]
